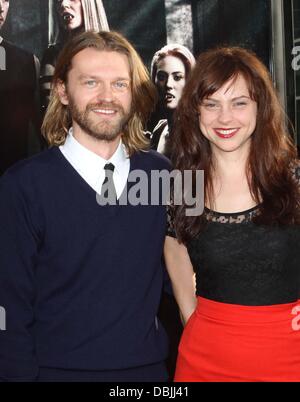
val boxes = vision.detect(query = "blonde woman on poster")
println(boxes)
[40,0,109,112]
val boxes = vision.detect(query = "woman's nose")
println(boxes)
[61,0,71,8]
[217,105,234,124]
[166,76,174,89]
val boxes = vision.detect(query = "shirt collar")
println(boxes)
[63,128,128,178]
[0,37,3,45]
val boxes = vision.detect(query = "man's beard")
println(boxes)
[68,97,131,142]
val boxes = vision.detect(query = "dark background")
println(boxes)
[2,0,271,71]
[192,0,271,68]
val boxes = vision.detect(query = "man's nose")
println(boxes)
[96,82,114,101]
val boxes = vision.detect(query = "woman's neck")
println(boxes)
[61,26,84,43]
[212,146,249,180]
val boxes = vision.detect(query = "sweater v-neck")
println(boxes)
[53,146,141,202]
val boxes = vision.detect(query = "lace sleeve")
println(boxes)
[166,203,177,238]
[291,159,300,186]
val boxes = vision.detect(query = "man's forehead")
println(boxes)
[70,48,130,75]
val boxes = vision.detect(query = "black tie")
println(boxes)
[100,163,117,204]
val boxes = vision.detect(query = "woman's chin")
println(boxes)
[163,102,177,111]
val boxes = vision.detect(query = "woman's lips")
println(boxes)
[62,12,74,22]
[213,128,239,139]
[165,92,175,98]
[165,93,175,103]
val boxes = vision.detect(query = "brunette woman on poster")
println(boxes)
[164,47,300,381]
[0,0,40,175]
[40,0,109,112]
[148,44,195,380]
[149,44,195,156]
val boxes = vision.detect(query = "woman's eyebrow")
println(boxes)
[203,95,251,102]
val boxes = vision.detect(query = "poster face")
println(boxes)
[0,0,271,175]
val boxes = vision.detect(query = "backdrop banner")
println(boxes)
[0,0,271,175]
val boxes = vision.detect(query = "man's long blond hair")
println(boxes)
[42,31,157,155]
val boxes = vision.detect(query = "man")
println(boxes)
[0,31,169,382]
[0,0,40,176]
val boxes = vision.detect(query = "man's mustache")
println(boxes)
[87,102,124,113]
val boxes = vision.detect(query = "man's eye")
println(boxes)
[113,81,129,90]
[85,80,97,87]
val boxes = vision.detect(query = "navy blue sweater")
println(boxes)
[0,147,170,381]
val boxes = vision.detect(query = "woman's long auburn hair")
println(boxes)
[170,46,300,244]
[42,30,157,155]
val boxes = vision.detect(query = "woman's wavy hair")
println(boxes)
[170,46,300,244]
[150,43,195,83]
[42,30,157,155]
[49,0,109,45]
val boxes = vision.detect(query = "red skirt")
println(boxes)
[174,297,300,382]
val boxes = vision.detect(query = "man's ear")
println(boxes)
[56,80,69,105]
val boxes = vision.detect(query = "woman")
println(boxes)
[164,46,300,382]
[149,44,195,155]
[40,0,109,112]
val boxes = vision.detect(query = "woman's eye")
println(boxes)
[156,72,168,82]
[174,74,184,82]
[233,101,247,107]
[202,103,218,109]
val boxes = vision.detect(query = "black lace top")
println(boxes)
[167,164,300,306]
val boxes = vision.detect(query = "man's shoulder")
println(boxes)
[133,149,171,171]
[1,147,60,187]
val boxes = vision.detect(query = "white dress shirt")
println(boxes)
[59,129,130,199]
